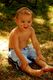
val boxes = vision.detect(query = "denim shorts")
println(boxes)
[8,44,37,67]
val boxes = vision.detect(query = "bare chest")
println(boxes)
[19,31,31,43]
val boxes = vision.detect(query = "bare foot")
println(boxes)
[42,66,53,72]
[34,69,44,77]
[22,65,45,77]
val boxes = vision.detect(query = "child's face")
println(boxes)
[16,14,32,30]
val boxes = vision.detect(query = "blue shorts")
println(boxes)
[8,44,37,67]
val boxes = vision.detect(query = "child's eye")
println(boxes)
[21,21,25,23]
[28,21,31,23]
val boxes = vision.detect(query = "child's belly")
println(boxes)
[20,44,27,49]
[19,41,27,49]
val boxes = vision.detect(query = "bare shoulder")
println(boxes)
[9,27,18,37]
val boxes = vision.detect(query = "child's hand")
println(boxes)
[20,61,28,70]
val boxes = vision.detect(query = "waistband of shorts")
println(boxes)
[22,47,28,50]
[9,47,28,51]
[9,48,13,51]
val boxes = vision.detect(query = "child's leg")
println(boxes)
[8,56,45,77]
[27,46,48,68]
[35,57,48,68]
[34,58,53,72]
[20,64,44,77]
[27,45,53,72]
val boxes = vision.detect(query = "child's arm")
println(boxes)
[31,28,45,61]
[12,34,28,69]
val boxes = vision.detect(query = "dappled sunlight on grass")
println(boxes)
[47,6,53,32]
[0,30,9,37]
[0,2,7,19]
[33,17,45,25]
[33,5,53,32]
[0,2,5,7]
[0,38,8,58]
[0,12,6,18]
[40,41,53,49]
[0,39,8,50]
[0,31,9,58]
[47,6,53,18]
[40,40,53,65]
[49,18,53,24]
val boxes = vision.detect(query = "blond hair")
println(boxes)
[15,7,33,18]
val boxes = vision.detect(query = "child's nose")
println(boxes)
[24,24,28,27]
[23,24,29,28]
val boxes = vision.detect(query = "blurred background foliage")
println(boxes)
[0,0,53,43]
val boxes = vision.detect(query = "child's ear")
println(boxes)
[16,18,18,22]
[15,17,18,24]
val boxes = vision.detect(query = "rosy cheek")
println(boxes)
[20,25,23,28]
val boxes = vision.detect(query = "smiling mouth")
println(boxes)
[24,27,28,29]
